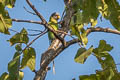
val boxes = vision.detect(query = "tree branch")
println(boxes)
[26,0,47,24]
[26,0,66,46]
[51,27,120,63]
[12,19,43,25]
[34,27,120,80]
[56,27,120,55]
[34,1,75,80]
[86,27,120,35]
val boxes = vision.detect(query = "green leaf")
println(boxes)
[81,0,99,24]
[96,0,109,18]
[20,28,28,34]
[90,19,97,27]
[106,0,120,31]
[74,46,93,64]
[0,3,12,35]
[8,52,20,80]
[9,33,22,45]
[79,68,120,80]
[0,72,9,80]
[18,71,24,80]
[0,0,16,8]
[15,44,22,51]
[70,11,84,42]
[93,40,113,54]
[5,0,16,8]
[9,28,29,46]
[0,11,11,34]
[96,68,120,80]
[0,0,16,34]
[79,74,99,80]
[92,40,120,80]
[81,34,88,47]
[73,10,83,25]
[93,40,116,70]
[72,0,81,11]
[70,10,83,27]
[70,25,81,39]
[80,28,88,47]
[20,47,36,71]
[95,52,116,70]
[97,0,120,31]
[78,24,84,32]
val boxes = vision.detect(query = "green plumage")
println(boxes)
[48,15,59,44]
[48,12,60,74]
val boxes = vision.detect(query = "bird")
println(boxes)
[48,12,60,44]
[48,12,60,74]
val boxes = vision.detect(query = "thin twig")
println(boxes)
[9,28,43,36]
[26,0,47,24]
[28,33,42,36]
[56,30,75,39]
[27,28,46,36]
[23,6,36,15]
[9,28,19,33]
[28,29,43,32]
[22,29,47,51]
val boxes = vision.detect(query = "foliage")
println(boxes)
[20,47,36,71]
[0,0,120,80]
[0,28,35,80]
[74,46,93,64]
[75,40,120,80]
[70,0,120,46]
[0,0,15,34]
[97,0,120,30]
[8,28,29,46]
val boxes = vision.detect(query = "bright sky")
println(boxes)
[0,0,120,80]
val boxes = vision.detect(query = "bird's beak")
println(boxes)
[57,15,60,19]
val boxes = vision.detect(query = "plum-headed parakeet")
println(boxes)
[48,12,60,44]
[48,12,60,74]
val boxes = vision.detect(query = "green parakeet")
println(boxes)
[48,12,60,44]
[48,12,60,74]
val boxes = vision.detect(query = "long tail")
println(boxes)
[53,60,55,74]
[49,39,56,74]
